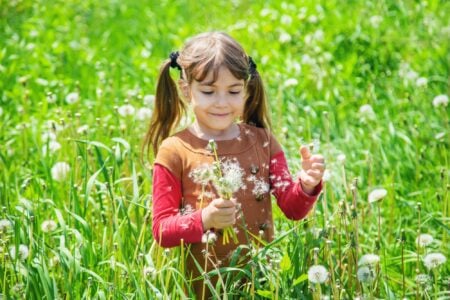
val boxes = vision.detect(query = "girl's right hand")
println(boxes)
[201,198,237,230]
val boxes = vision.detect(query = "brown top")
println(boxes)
[154,123,282,258]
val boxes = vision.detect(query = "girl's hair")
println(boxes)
[143,32,271,157]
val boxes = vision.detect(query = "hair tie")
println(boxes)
[248,56,257,77]
[169,51,182,71]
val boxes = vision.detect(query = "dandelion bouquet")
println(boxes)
[189,140,245,244]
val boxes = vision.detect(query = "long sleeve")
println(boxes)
[152,164,204,248]
[269,151,322,220]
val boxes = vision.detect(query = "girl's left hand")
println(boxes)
[298,145,325,194]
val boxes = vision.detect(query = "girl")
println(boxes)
[144,32,325,297]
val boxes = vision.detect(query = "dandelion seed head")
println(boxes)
[143,94,155,106]
[359,104,376,121]
[415,274,430,285]
[368,188,387,203]
[0,219,12,231]
[143,265,156,277]
[284,78,298,87]
[337,154,346,163]
[118,104,136,117]
[9,244,29,261]
[416,77,428,87]
[423,252,446,269]
[41,220,57,233]
[201,231,217,244]
[416,234,433,247]
[307,265,328,283]
[432,94,448,107]
[357,266,375,283]
[358,254,380,266]
[51,162,71,182]
[322,169,331,182]
[136,107,152,121]
[42,141,61,155]
[65,92,79,104]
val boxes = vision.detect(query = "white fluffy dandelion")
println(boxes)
[143,265,156,277]
[118,104,136,117]
[308,265,328,284]
[432,94,448,107]
[415,77,428,87]
[215,159,245,196]
[357,266,375,283]
[284,78,298,88]
[42,140,61,155]
[415,274,430,285]
[359,104,376,121]
[143,94,155,106]
[136,107,152,121]
[51,162,71,182]
[0,219,12,231]
[416,234,433,247]
[9,244,29,261]
[358,253,380,266]
[65,92,79,104]
[423,252,446,269]
[201,231,217,244]
[41,220,57,233]
[368,188,387,203]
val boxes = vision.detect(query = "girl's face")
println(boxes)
[185,66,246,139]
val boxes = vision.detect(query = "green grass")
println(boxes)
[0,0,449,298]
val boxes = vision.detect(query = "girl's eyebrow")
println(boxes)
[199,82,244,88]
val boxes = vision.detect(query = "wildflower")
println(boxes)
[201,231,217,244]
[143,94,155,106]
[322,169,331,182]
[77,125,89,134]
[42,140,61,155]
[189,163,215,186]
[51,162,71,182]
[415,274,430,285]
[0,219,12,231]
[357,266,375,283]
[358,253,380,266]
[279,31,291,43]
[118,104,136,117]
[284,78,298,87]
[213,159,245,196]
[432,94,448,107]
[252,178,270,198]
[65,92,79,104]
[337,154,346,163]
[41,132,57,142]
[307,265,328,284]
[423,252,446,269]
[415,77,428,87]
[9,244,29,261]
[41,220,57,233]
[359,104,376,121]
[280,14,292,25]
[136,107,152,121]
[416,234,433,247]
[368,188,387,203]
[143,265,156,277]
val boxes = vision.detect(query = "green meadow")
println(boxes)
[0,0,449,298]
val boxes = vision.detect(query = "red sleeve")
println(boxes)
[270,151,322,220]
[152,164,204,247]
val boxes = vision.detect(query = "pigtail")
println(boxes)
[243,58,271,129]
[143,57,185,158]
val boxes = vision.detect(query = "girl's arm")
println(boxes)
[152,164,204,247]
[269,151,322,220]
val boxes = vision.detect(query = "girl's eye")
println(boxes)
[201,91,214,95]
[230,91,242,95]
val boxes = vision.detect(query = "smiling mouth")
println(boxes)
[210,113,230,117]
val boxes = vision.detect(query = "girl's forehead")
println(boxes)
[195,66,244,86]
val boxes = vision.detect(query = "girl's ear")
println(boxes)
[178,79,190,100]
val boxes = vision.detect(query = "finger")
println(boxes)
[306,169,323,179]
[300,145,311,160]
[214,199,236,208]
[309,154,325,163]
[311,162,326,172]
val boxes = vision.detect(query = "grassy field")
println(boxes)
[0,0,449,299]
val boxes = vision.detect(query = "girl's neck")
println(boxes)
[189,122,240,141]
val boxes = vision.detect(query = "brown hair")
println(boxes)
[143,32,271,158]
